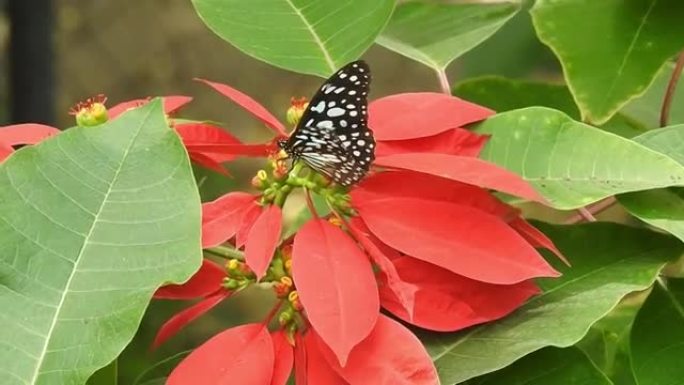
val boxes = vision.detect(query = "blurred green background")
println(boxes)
[0,1,568,383]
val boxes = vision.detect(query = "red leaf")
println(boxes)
[353,170,517,219]
[154,259,225,299]
[186,142,275,158]
[196,78,287,136]
[292,219,379,366]
[236,203,263,248]
[109,100,145,118]
[108,95,192,118]
[510,217,569,265]
[163,95,193,115]
[270,331,294,385]
[188,152,230,175]
[375,153,546,203]
[153,290,230,349]
[299,331,349,385]
[347,218,417,317]
[176,122,240,145]
[294,334,308,385]
[355,197,559,284]
[202,192,256,248]
[0,144,13,162]
[168,323,274,385]
[175,123,243,173]
[0,123,59,146]
[245,205,283,279]
[376,128,489,157]
[369,93,494,140]
[380,257,539,331]
[321,315,439,385]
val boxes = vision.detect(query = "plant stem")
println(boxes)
[660,51,684,127]
[436,68,451,95]
[564,197,617,224]
[273,185,292,207]
[304,188,319,218]
[205,245,244,260]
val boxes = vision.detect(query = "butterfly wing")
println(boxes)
[283,60,375,186]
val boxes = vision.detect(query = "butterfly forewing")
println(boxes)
[282,60,375,186]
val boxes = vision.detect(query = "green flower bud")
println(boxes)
[70,94,109,127]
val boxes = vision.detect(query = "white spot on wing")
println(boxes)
[311,101,325,113]
[327,107,346,117]
[316,120,334,129]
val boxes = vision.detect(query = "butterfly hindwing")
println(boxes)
[282,60,375,186]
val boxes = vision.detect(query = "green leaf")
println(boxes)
[476,107,684,209]
[632,123,684,164]
[87,359,118,385]
[455,76,581,118]
[132,350,191,385]
[454,76,646,138]
[0,100,202,385]
[376,1,518,70]
[531,0,684,124]
[576,299,640,385]
[619,188,684,242]
[631,279,684,385]
[190,0,395,77]
[139,379,165,385]
[467,347,612,385]
[619,125,684,242]
[622,62,684,128]
[424,222,681,384]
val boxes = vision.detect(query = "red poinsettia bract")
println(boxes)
[153,80,567,385]
[0,123,60,162]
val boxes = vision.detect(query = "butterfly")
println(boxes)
[278,60,375,187]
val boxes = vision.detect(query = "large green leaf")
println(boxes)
[376,1,518,70]
[631,279,684,385]
[619,125,684,242]
[0,101,202,385]
[454,76,646,137]
[466,347,612,385]
[531,0,684,124]
[632,123,684,164]
[191,0,394,77]
[622,62,684,128]
[424,222,681,384]
[476,107,684,209]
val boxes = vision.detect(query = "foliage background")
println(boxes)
[0,1,655,383]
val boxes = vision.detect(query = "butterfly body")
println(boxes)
[279,60,375,186]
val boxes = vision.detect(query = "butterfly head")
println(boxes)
[276,138,288,150]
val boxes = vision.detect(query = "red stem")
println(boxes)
[303,188,319,219]
[660,51,684,127]
[436,68,451,95]
[564,197,617,224]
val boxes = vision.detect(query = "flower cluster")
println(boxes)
[0,82,565,385]
[149,80,566,384]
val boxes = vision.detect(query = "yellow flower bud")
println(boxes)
[286,97,308,126]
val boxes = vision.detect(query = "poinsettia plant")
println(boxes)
[145,78,569,383]
[3,1,684,385]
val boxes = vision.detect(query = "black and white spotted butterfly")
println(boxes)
[278,60,375,187]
